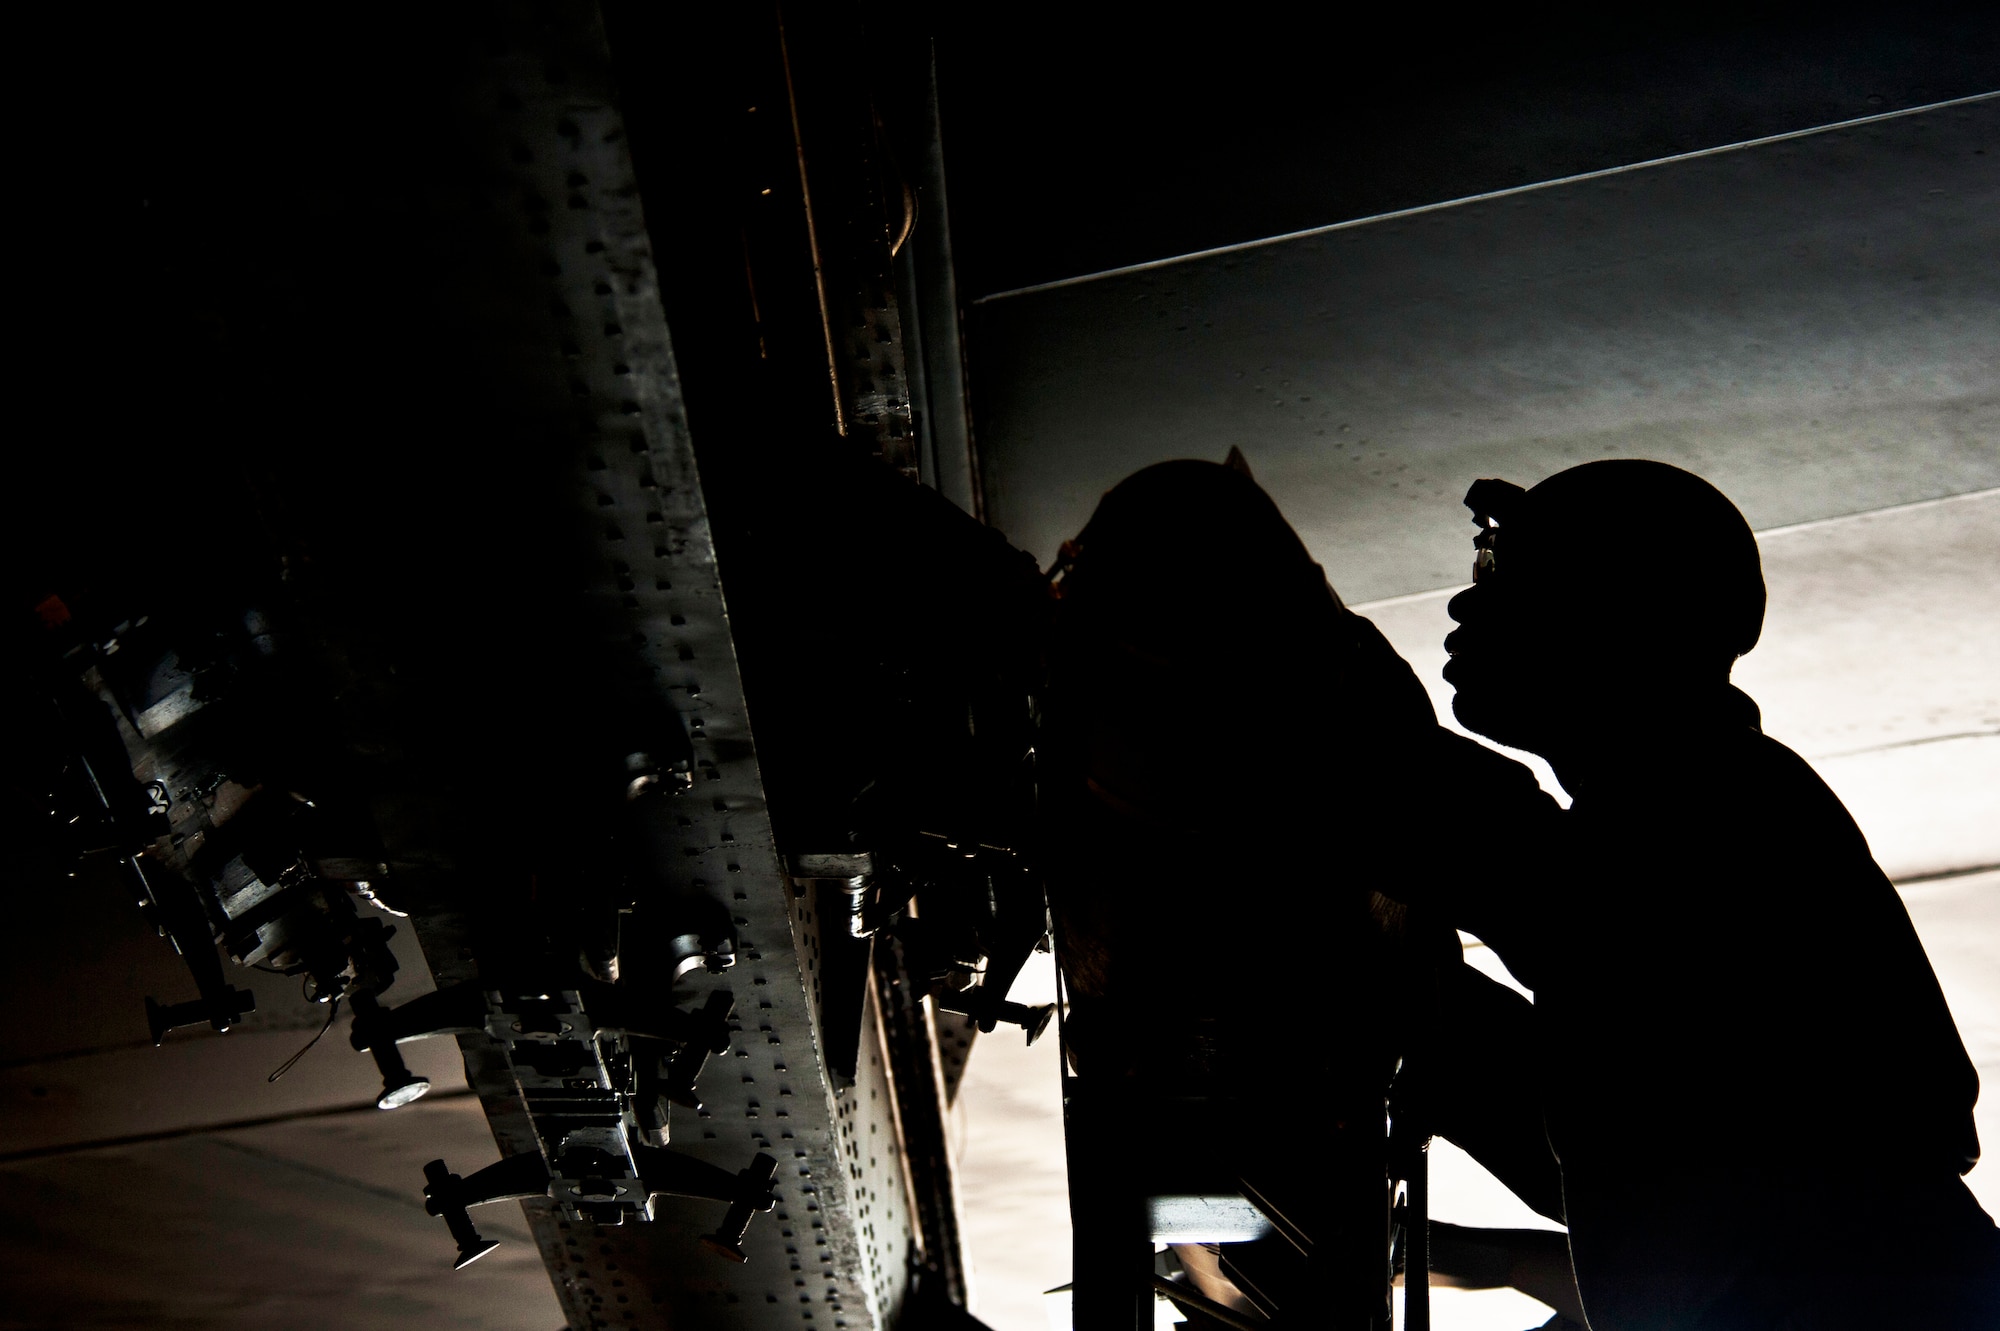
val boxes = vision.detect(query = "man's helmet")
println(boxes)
[1464,459,1766,664]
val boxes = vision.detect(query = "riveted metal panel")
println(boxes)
[375,5,924,1328]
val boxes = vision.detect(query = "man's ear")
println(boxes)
[1223,446,1254,480]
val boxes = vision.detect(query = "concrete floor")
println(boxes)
[0,1097,560,1331]
[0,860,567,1331]
[971,99,2000,600]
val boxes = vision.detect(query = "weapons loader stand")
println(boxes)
[1061,1065,1432,1331]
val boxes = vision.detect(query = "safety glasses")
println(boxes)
[1463,478,1526,584]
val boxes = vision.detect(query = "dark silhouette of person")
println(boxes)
[1040,454,1585,1323]
[1042,453,1438,1094]
[1435,459,1999,1329]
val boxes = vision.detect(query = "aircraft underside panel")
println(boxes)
[339,6,925,1328]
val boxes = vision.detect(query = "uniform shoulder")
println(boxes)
[1717,727,1879,875]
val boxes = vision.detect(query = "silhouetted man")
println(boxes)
[1437,460,1998,1329]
